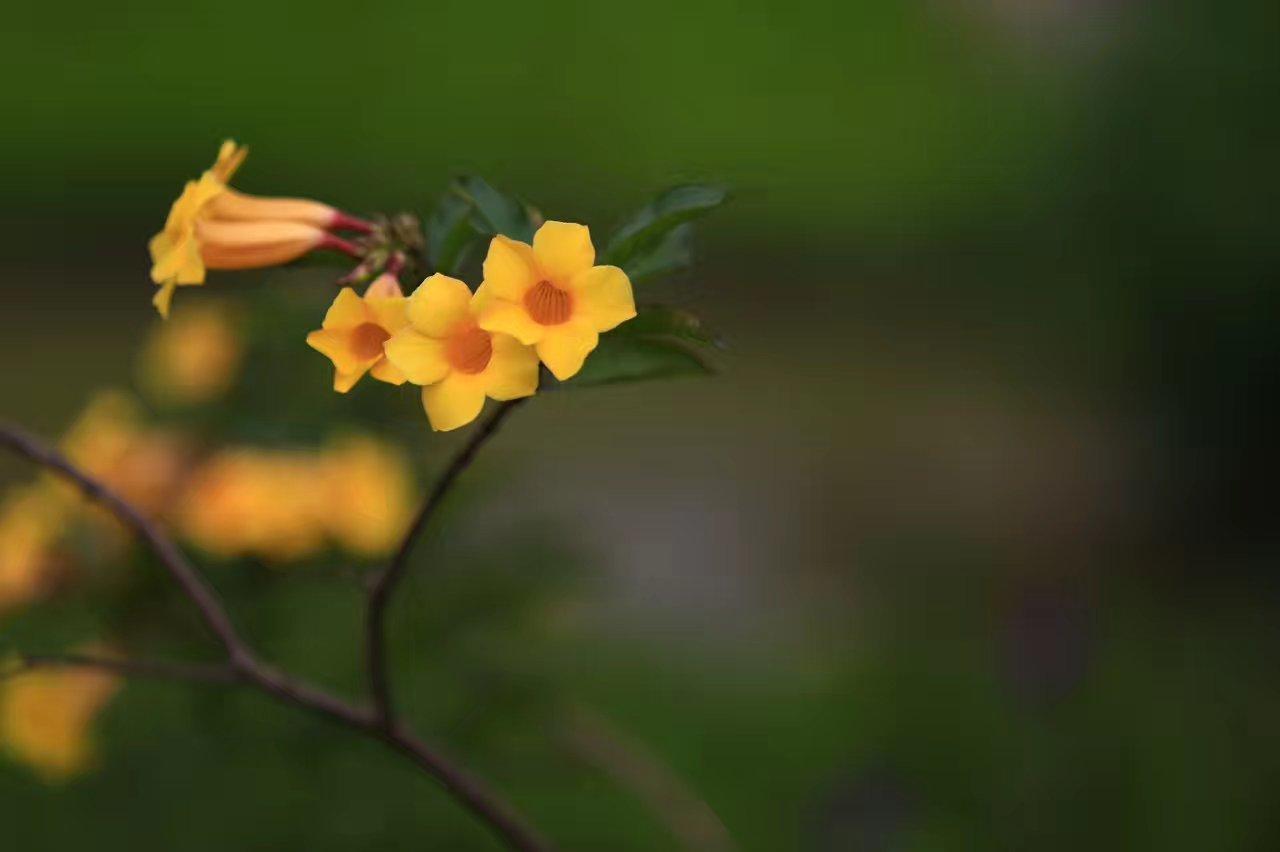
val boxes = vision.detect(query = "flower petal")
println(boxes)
[570,265,636,332]
[481,334,540,400]
[321,288,370,332]
[406,274,473,337]
[477,297,545,346]
[366,295,409,333]
[422,374,487,432]
[368,356,407,386]
[307,328,366,375]
[334,366,371,394]
[533,221,595,284]
[481,236,539,300]
[384,330,450,386]
[536,322,600,381]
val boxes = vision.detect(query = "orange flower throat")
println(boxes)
[350,323,391,360]
[446,325,493,375]
[524,280,572,325]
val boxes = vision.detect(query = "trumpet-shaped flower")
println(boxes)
[0,649,121,781]
[384,274,539,431]
[475,221,636,380]
[149,140,365,318]
[306,275,409,392]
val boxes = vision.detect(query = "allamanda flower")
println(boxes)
[149,140,368,318]
[385,274,539,431]
[306,274,409,393]
[475,221,637,380]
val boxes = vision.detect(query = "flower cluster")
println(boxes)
[310,221,637,430]
[149,141,371,318]
[178,436,415,562]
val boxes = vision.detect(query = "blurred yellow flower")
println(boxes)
[54,392,186,521]
[0,486,66,613]
[149,140,365,318]
[385,274,539,431]
[0,650,121,781]
[177,449,326,562]
[321,435,415,557]
[139,302,243,404]
[475,221,636,380]
[307,274,410,393]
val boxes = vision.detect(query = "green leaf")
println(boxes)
[627,304,724,349]
[570,334,712,387]
[450,176,537,243]
[603,184,728,273]
[426,193,481,276]
[625,224,695,283]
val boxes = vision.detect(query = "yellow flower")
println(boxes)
[139,302,244,404]
[54,392,185,522]
[385,274,540,431]
[177,449,326,563]
[306,274,410,393]
[475,221,636,380]
[0,649,121,781]
[0,485,65,613]
[149,140,365,318]
[321,435,415,557]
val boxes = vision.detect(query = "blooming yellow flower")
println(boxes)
[139,302,243,404]
[149,140,365,318]
[0,650,121,781]
[321,435,415,557]
[177,449,326,562]
[384,274,540,431]
[475,221,636,380]
[306,274,410,393]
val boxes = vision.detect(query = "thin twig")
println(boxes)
[0,420,549,852]
[365,399,525,726]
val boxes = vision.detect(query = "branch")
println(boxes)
[0,420,550,852]
[4,652,238,685]
[0,423,246,662]
[365,399,525,725]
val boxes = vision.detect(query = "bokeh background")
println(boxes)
[3,0,1279,849]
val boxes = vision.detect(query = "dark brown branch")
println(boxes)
[365,399,525,726]
[0,420,549,852]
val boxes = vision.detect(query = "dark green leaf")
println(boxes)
[603,184,728,272]
[569,334,713,387]
[450,175,537,243]
[624,224,695,283]
[426,193,481,276]
[628,304,725,349]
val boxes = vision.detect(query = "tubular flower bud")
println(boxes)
[475,221,636,380]
[149,140,370,318]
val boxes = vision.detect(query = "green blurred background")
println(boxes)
[3,0,1279,849]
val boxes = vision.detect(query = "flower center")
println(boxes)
[446,325,493,375]
[350,323,390,360]
[523,280,572,325]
